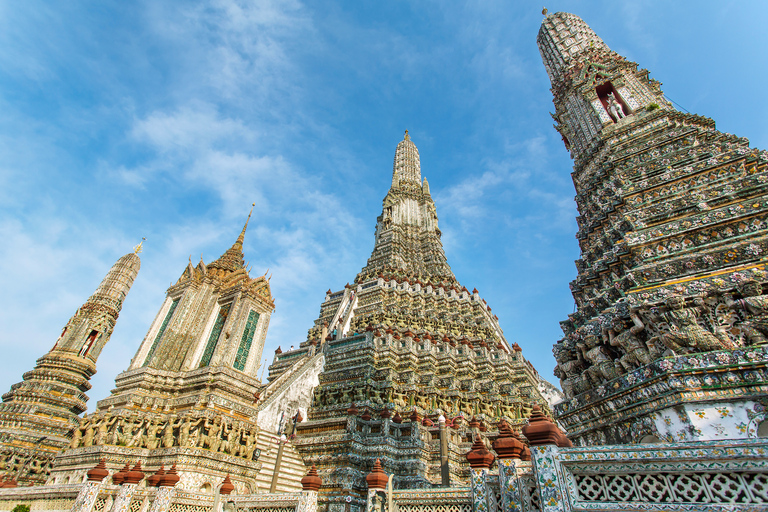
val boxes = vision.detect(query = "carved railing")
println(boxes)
[0,484,80,511]
[391,487,472,512]
[530,438,768,511]
[232,492,300,512]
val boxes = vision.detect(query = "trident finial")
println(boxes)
[404,129,410,140]
[134,237,146,254]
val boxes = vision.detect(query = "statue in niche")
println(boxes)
[603,314,653,371]
[658,295,728,353]
[605,92,625,121]
[724,279,768,345]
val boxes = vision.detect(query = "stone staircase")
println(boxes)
[253,431,307,493]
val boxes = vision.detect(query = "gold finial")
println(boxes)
[404,129,410,141]
[542,7,548,16]
[134,237,146,254]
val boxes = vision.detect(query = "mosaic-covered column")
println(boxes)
[110,462,144,512]
[71,459,110,512]
[522,407,570,512]
[466,436,495,512]
[365,459,388,512]
[297,465,322,512]
[492,421,526,512]
[147,464,180,512]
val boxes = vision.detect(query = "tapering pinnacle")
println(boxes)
[208,204,254,273]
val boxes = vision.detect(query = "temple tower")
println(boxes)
[265,132,558,503]
[50,210,302,494]
[0,246,141,485]
[541,12,768,445]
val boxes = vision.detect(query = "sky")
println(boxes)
[1,0,767,409]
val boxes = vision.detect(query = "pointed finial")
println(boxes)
[134,237,146,254]
[542,7,548,16]
[404,129,410,141]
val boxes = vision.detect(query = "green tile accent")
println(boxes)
[143,299,179,367]
[199,303,231,367]
[233,310,260,371]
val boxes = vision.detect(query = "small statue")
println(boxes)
[208,417,224,452]
[724,279,768,345]
[179,415,203,447]
[82,417,95,447]
[553,342,588,397]
[604,315,652,371]
[660,295,728,353]
[143,417,162,450]
[606,92,625,121]
[162,416,180,448]
[579,333,618,384]
[69,422,84,449]
[94,414,118,446]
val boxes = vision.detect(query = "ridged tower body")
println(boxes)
[541,13,768,445]
[266,132,558,502]
[0,248,141,485]
[50,213,304,494]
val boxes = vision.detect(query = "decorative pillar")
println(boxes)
[521,406,570,512]
[492,421,526,512]
[438,414,450,486]
[466,436,495,512]
[212,475,235,512]
[70,459,109,512]
[365,459,388,512]
[297,465,321,512]
[111,462,144,512]
[147,464,179,512]
[270,434,287,492]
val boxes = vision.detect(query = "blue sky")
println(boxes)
[1,0,766,407]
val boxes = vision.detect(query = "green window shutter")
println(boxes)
[143,299,179,367]
[199,303,231,368]
[233,310,260,371]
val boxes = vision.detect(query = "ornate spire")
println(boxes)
[357,133,455,282]
[133,237,146,255]
[537,12,610,84]
[208,204,254,273]
[392,130,421,189]
[0,248,141,485]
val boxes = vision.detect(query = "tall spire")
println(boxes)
[537,12,670,160]
[357,132,455,282]
[0,248,141,485]
[391,130,422,189]
[537,12,610,84]
[208,204,254,273]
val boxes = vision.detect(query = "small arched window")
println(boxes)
[596,81,631,122]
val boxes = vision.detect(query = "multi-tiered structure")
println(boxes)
[0,246,141,485]
[266,132,556,502]
[51,212,307,493]
[540,12,768,445]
